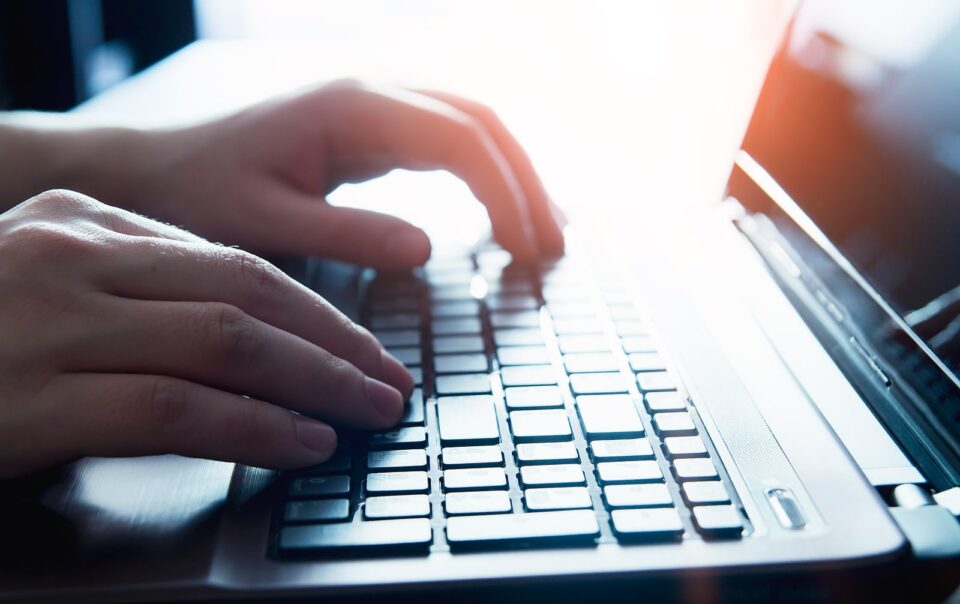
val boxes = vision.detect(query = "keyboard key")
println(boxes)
[615,320,648,336]
[497,345,550,366]
[563,352,619,373]
[652,412,696,436]
[367,449,428,471]
[400,388,425,426]
[621,335,657,353]
[500,365,557,387]
[548,302,595,318]
[494,328,544,347]
[608,304,643,321]
[375,329,421,347]
[432,300,481,317]
[673,458,719,481]
[663,436,708,458]
[299,452,351,474]
[553,318,604,335]
[636,371,676,392]
[388,346,421,367]
[596,461,663,484]
[611,508,684,541]
[444,468,508,491]
[370,296,419,312]
[445,491,512,515]
[434,353,488,374]
[432,317,482,335]
[436,374,491,395]
[370,313,421,330]
[591,439,654,461]
[557,334,610,353]
[569,373,629,395]
[692,505,743,538]
[516,442,579,464]
[504,385,564,409]
[430,284,473,301]
[438,395,500,445]
[284,499,350,523]
[644,391,687,412]
[490,310,541,329]
[510,410,572,442]
[446,509,599,548]
[433,335,484,354]
[520,464,586,487]
[604,484,673,508]
[440,445,502,468]
[289,475,351,498]
[682,482,731,505]
[279,518,432,554]
[629,352,666,373]
[366,471,429,494]
[408,367,423,386]
[368,427,427,449]
[486,294,539,311]
[576,394,644,439]
[525,487,592,511]
[364,495,431,519]
[542,285,589,303]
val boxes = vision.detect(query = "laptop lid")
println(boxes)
[728,0,960,489]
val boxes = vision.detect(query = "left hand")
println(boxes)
[131,80,565,268]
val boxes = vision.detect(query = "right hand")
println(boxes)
[0,190,413,479]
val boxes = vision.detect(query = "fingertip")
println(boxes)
[364,376,405,427]
[379,349,415,398]
[381,227,432,268]
[293,418,338,459]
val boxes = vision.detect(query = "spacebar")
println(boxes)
[279,519,432,555]
[446,510,600,548]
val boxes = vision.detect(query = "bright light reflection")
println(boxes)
[469,274,489,299]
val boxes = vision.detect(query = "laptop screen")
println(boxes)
[737,0,960,369]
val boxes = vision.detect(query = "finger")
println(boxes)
[416,89,565,256]
[250,186,432,269]
[319,82,539,261]
[66,298,405,430]
[37,373,339,470]
[92,235,414,397]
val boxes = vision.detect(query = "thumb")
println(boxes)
[263,193,432,269]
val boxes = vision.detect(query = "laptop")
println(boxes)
[3,1,960,602]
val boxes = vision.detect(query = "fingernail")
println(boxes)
[380,349,414,398]
[382,229,431,266]
[365,376,403,423]
[294,419,337,456]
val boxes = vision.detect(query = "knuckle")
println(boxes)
[208,303,263,363]
[141,378,190,429]
[323,77,366,97]
[222,249,287,308]
[28,189,93,212]
[0,222,97,263]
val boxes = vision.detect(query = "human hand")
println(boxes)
[131,80,564,268]
[0,190,413,478]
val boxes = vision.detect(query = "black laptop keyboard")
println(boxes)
[271,246,749,557]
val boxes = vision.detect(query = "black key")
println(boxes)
[569,373,629,395]
[432,300,481,318]
[504,385,564,409]
[368,427,427,449]
[603,484,673,509]
[366,471,429,494]
[375,329,421,347]
[446,509,599,548]
[370,312,421,330]
[673,458,719,481]
[563,352,619,373]
[629,351,665,373]
[433,335,485,354]
[493,328,544,347]
[436,374,491,395]
[611,508,684,541]
[497,345,550,366]
[367,449,428,471]
[525,487,592,511]
[692,505,744,539]
[388,346,421,367]
[284,498,350,523]
[621,335,657,353]
[298,452,352,474]
[432,317,483,335]
[279,518,432,554]
[500,365,556,387]
[445,491,512,515]
[644,391,686,412]
[437,395,500,445]
[400,388,425,426]
[636,371,676,392]
[652,412,696,436]
[510,410,572,442]
[576,394,644,439]
[289,475,351,498]
[364,495,431,519]
[434,353,488,374]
